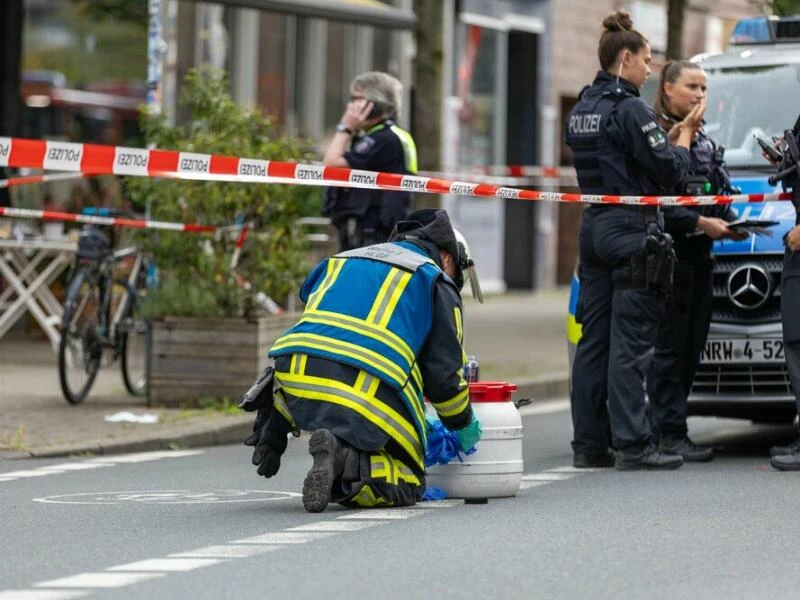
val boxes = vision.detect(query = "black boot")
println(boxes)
[573,449,616,468]
[770,452,800,471]
[614,443,684,471]
[303,429,346,513]
[660,435,714,462]
[769,437,800,457]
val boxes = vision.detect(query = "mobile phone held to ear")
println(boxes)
[367,102,385,120]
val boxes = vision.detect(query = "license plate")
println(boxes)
[701,339,784,364]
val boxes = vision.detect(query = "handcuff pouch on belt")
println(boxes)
[629,223,675,294]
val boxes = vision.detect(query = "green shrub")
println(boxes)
[125,66,321,319]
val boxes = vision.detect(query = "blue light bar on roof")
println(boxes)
[730,17,774,44]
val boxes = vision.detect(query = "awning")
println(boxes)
[189,0,417,30]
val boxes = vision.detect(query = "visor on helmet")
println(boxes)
[453,228,483,303]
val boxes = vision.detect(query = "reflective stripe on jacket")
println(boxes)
[269,241,442,443]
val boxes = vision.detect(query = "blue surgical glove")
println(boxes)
[454,415,482,453]
[425,413,439,434]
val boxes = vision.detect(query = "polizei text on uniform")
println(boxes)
[568,113,601,135]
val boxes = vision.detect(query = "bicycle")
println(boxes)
[58,208,150,404]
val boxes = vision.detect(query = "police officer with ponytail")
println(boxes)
[322,71,418,251]
[566,10,701,470]
[647,61,747,463]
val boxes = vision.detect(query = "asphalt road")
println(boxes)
[3,404,800,600]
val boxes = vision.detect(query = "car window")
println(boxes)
[704,63,800,168]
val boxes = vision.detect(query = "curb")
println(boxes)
[14,416,254,460]
[5,374,570,461]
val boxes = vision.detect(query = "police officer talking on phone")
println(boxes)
[566,10,700,471]
[322,72,418,251]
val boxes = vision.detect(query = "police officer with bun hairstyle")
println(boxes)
[322,71,418,251]
[566,10,702,471]
[647,60,747,463]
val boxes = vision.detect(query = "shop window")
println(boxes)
[258,12,288,123]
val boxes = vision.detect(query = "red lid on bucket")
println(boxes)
[468,381,518,403]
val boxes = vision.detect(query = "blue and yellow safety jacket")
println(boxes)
[269,240,472,471]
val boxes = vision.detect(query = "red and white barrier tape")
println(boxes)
[423,165,568,178]
[0,206,216,233]
[418,169,578,187]
[0,136,790,206]
[0,172,84,188]
[229,222,251,270]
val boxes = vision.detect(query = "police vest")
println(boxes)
[365,120,419,175]
[565,85,633,194]
[690,130,730,195]
[269,241,443,438]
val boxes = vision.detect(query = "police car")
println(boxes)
[567,16,800,423]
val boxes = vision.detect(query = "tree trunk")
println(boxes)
[412,0,442,173]
[0,0,23,207]
[666,0,685,60]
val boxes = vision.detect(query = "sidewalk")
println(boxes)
[0,288,570,460]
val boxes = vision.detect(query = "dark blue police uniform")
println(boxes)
[322,120,418,251]
[565,71,691,459]
[647,126,736,442]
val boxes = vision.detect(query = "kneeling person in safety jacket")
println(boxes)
[240,209,484,512]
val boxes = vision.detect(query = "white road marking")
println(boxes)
[521,473,575,481]
[36,572,164,588]
[108,558,225,572]
[170,545,281,559]
[231,531,337,544]
[287,520,382,532]
[0,591,88,600]
[6,480,459,598]
[338,509,431,520]
[87,450,204,463]
[106,558,225,571]
[0,470,54,479]
[546,466,603,473]
[38,463,111,472]
[415,499,463,508]
[34,490,299,505]
[520,481,554,490]
[0,450,205,483]
[518,399,570,417]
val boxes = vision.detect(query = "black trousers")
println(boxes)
[570,206,668,454]
[647,259,713,437]
[781,249,800,415]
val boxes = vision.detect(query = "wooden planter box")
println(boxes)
[147,314,297,407]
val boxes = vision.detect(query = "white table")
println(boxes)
[0,238,77,350]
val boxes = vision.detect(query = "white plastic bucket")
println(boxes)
[426,382,524,499]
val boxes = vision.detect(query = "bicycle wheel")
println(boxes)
[119,285,148,396]
[58,266,103,404]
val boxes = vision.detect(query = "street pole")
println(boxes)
[146,0,164,117]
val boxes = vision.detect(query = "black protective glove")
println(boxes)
[240,366,285,477]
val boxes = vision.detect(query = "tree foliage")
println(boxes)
[124,67,322,319]
[749,0,800,15]
[72,0,147,27]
